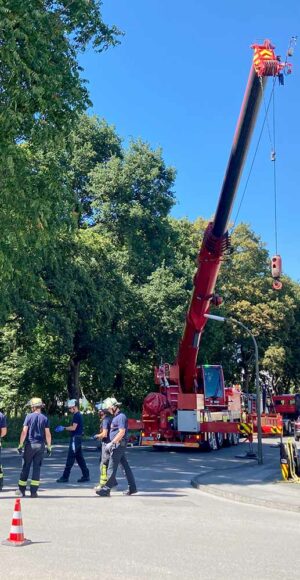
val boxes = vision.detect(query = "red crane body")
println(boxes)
[140,41,289,449]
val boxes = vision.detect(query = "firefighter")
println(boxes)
[56,399,90,483]
[96,397,137,497]
[0,408,7,491]
[17,398,52,498]
[93,402,117,492]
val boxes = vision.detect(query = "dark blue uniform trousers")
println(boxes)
[19,442,44,494]
[105,443,136,492]
[63,436,89,480]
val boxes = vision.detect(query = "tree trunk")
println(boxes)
[67,356,81,400]
[243,369,251,395]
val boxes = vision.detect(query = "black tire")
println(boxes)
[287,421,293,436]
[216,432,224,448]
[201,433,217,452]
[232,433,239,446]
[208,433,217,450]
[223,432,234,447]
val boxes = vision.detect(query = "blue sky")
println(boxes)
[80,0,299,281]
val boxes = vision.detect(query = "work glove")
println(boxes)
[17,444,24,455]
[46,445,52,457]
[55,425,65,433]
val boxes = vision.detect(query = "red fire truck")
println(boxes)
[273,394,300,436]
[139,40,291,450]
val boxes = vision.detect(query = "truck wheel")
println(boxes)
[232,433,239,446]
[223,433,234,447]
[287,421,292,436]
[216,432,224,448]
[202,433,218,451]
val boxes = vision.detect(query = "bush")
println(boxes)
[3,413,100,444]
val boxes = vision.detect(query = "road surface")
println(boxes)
[0,442,299,579]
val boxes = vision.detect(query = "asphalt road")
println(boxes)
[0,442,299,579]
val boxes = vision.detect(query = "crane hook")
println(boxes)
[271,255,282,291]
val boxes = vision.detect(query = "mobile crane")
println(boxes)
[140,40,291,449]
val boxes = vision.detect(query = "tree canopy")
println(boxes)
[1,5,299,413]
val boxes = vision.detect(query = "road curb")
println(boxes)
[191,476,300,513]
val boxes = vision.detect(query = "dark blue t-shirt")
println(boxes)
[71,411,83,436]
[24,412,49,444]
[109,412,128,442]
[0,412,7,430]
[101,415,112,444]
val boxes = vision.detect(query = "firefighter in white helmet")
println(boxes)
[17,397,52,498]
[96,397,137,497]
[56,399,90,483]
[93,402,117,491]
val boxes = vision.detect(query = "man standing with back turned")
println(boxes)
[17,397,51,498]
[96,397,137,497]
[56,399,90,483]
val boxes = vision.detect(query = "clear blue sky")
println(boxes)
[80,0,299,281]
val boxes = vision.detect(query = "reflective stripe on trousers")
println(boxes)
[19,442,44,492]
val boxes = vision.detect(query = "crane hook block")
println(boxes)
[273,279,283,291]
[271,255,282,279]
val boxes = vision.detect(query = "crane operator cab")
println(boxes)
[196,365,225,408]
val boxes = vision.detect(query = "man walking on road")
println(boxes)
[0,408,7,491]
[56,399,90,483]
[96,397,137,497]
[17,397,52,497]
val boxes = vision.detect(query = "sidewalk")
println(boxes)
[191,440,300,513]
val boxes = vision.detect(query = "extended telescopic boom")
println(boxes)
[176,40,289,393]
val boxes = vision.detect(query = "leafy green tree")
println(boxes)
[0,1,120,144]
[0,2,120,324]
[69,115,123,223]
[89,139,176,280]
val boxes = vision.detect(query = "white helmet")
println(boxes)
[67,399,77,408]
[102,397,122,410]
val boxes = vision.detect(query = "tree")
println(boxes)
[69,115,123,223]
[0,2,121,324]
[89,139,176,280]
[0,1,120,144]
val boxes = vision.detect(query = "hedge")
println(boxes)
[2,413,100,444]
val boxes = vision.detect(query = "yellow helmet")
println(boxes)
[28,397,44,408]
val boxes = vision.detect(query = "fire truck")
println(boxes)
[272,394,300,436]
[139,40,291,450]
[242,390,283,437]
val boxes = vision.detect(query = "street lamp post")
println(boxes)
[204,313,263,465]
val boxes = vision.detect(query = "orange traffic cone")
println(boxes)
[2,498,31,547]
